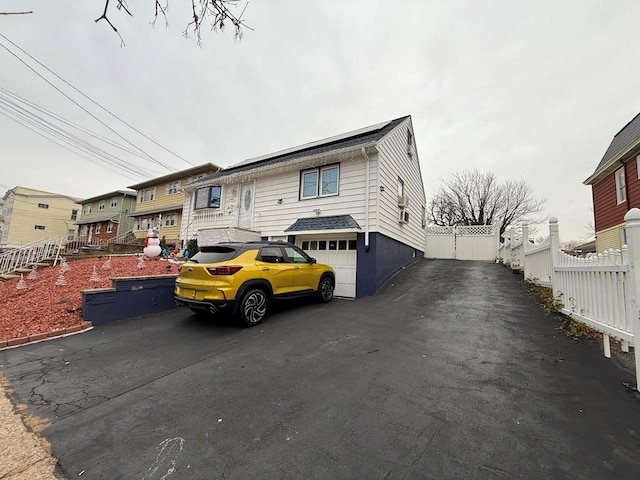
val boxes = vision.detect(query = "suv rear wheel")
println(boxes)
[237,288,268,326]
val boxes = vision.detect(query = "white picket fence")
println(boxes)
[498,211,640,390]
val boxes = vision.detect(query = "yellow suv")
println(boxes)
[174,241,336,326]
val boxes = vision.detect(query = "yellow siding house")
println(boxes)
[128,163,219,247]
[1,186,83,248]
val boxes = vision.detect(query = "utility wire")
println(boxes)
[0,33,196,168]
[0,37,176,173]
[0,98,155,179]
[0,87,156,162]
[0,108,149,182]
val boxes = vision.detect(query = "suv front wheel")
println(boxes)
[237,288,268,326]
[317,276,334,303]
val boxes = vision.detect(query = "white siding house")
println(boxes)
[180,116,426,297]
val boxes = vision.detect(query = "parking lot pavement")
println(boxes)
[1,259,640,479]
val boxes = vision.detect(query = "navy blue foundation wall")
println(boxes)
[356,233,423,296]
[82,275,178,325]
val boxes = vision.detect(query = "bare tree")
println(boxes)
[95,0,251,46]
[427,169,545,240]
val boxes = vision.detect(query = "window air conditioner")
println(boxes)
[399,208,409,224]
[397,195,409,208]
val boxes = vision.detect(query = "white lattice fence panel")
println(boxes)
[425,226,455,259]
[456,225,498,260]
[425,225,497,260]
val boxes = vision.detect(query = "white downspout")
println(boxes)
[361,147,371,250]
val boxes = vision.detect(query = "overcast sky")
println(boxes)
[1,0,638,242]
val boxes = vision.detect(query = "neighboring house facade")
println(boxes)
[128,163,220,247]
[0,197,4,243]
[0,186,82,248]
[584,112,640,252]
[76,191,137,245]
[181,115,426,298]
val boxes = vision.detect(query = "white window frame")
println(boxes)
[106,222,113,234]
[164,213,177,226]
[84,204,92,215]
[138,188,156,203]
[300,165,340,200]
[111,197,118,208]
[135,217,154,232]
[71,209,78,220]
[98,200,105,210]
[615,167,626,205]
[67,229,75,241]
[397,177,405,197]
[167,181,181,195]
[94,223,101,234]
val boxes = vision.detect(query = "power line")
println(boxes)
[0,87,156,162]
[0,98,155,179]
[0,108,150,182]
[0,36,176,173]
[0,33,196,169]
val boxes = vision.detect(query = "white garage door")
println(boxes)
[299,236,357,298]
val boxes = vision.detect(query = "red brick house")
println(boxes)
[584,112,640,252]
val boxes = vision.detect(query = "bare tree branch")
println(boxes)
[95,0,127,46]
[96,0,251,45]
[426,168,546,240]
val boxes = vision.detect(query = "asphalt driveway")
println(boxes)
[1,259,640,479]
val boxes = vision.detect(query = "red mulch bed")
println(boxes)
[0,255,182,342]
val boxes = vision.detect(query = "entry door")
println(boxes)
[238,183,254,229]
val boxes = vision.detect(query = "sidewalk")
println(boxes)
[0,376,60,480]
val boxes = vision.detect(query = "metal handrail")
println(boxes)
[0,236,65,275]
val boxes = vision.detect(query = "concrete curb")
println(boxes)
[0,322,93,351]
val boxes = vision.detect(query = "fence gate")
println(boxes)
[425,225,498,260]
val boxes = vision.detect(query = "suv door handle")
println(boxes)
[262,267,270,271]
[293,266,300,270]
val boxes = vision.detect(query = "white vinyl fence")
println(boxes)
[425,225,498,261]
[498,211,640,390]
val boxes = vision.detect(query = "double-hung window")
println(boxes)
[111,198,118,208]
[615,167,626,204]
[164,213,177,226]
[98,200,105,210]
[300,165,339,200]
[167,181,180,195]
[139,188,156,203]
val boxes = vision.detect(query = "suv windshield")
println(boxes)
[189,246,239,264]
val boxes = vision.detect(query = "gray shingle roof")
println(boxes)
[594,112,640,172]
[199,116,409,183]
[285,215,361,232]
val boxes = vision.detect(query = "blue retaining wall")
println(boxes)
[82,275,178,325]
[356,233,423,296]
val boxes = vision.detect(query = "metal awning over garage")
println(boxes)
[285,215,361,235]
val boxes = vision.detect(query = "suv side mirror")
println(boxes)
[309,257,317,264]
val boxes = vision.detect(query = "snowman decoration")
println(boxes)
[143,227,162,258]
